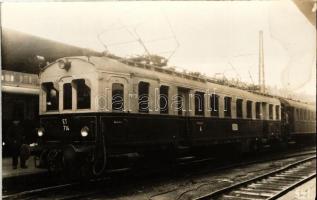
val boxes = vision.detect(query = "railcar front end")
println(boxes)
[35,57,107,177]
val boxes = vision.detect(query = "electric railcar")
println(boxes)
[35,56,316,177]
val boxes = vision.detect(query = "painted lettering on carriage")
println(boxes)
[61,118,70,132]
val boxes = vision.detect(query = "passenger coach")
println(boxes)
[36,56,286,176]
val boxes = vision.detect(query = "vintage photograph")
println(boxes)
[1,1,316,199]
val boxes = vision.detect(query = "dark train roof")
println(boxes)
[1,28,102,74]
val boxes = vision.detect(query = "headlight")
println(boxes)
[81,126,89,137]
[37,128,44,137]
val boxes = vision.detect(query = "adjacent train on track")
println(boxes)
[34,56,316,177]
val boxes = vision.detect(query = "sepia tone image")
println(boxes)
[1,1,316,199]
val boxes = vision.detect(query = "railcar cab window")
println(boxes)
[195,92,205,116]
[138,82,149,113]
[63,83,72,110]
[73,79,91,109]
[256,102,261,119]
[42,82,59,111]
[247,101,252,118]
[224,96,232,118]
[236,99,243,118]
[210,94,219,117]
[269,104,273,120]
[160,85,169,114]
[112,83,124,111]
[275,105,280,120]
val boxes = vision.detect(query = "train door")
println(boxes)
[177,87,191,145]
[281,103,289,137]
[13,101,25,119]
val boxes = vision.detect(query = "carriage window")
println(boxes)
[299,109,302,120]
[63,83,72,110]
[195,92,205,116]
[306,110,310,120]
[160,85,169,114]
[74,79,91,109]
[112,83,124,111]
[275,105,280,120]
[210,94,219,117]
[256,102,261,119]
[177,94,183,115]
[247,101,252,118]
[224,97,232,117]
[306,110,309,120]
[236,99,243,118]
[269,104,273,119]
[42,82,59,111]
[138,82,149,113]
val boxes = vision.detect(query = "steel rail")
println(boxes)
[2,176,110,200]
[149,150,316,200]
[4,149,316,200]
[193,156,316,200]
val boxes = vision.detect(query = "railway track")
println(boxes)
[3,149,316,200]
[194,156,316,200]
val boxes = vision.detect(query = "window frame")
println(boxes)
[275,105,280,120]
[138,81,150,113]
[112,83,124,112]
[63,83,72,110]
[42,82,59,112]
[236,99,243,118]
[195,91,205,116]
[159,85,169,114]
[269,104,273,120]
[224,96,232,118]
[73,79,91,110]
[255,102,261,119]
[246,100,253,119]
[210,94,219,117]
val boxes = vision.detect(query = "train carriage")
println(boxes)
[279,98,316,143]
[36,56,289,176]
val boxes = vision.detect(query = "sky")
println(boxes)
[2,1,316,97]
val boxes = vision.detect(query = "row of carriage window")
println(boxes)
[43,79,91,111]
[128,82,280,120]
[43,80,282,120]
[295,108,315,121]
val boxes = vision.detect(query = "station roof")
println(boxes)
[1,28,101,74]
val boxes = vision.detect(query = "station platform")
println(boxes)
[2,156,47,179]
